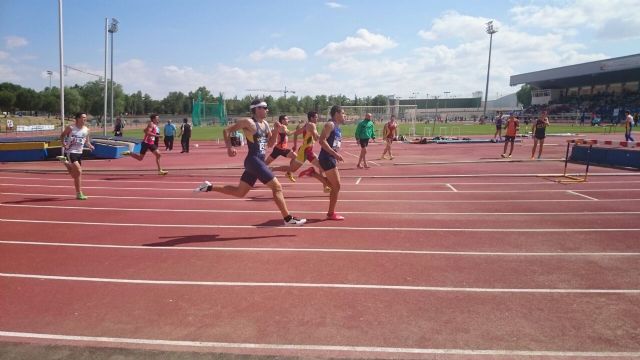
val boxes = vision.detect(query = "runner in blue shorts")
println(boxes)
[194,99,306,226]
[318,105,346,221]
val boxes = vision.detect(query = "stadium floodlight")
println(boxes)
[108,18,118,128]
[46,70,53,89]
[483,20,498,119]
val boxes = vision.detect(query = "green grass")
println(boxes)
[119,122,626,141]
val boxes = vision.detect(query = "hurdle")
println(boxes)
[438,127,448,137]
[551,139,639,183]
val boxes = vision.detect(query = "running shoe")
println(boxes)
[285,171,297,183]
[194,180,212,192]
[284,216,307,226]
[158,169,169,176]
[389,156,394,160]
[298,167,315,178]
[507,154,512,158]
[501,153,507,158]
[323,186,332,193]
[56,155,67,163]
[121,151,131,156]
[326,213,344,221]
[76,192,88,200]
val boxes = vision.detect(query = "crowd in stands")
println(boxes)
[522,90,640,125]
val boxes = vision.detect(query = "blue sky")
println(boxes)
[1,0,639,100]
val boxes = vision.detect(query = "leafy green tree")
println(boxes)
[517,84,532,107]
[80,80,106,119]
[0,90,16,112]
[64,87,84,115]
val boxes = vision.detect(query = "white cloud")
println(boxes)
[325,2,345,9]
[0,64,20,82]
[418,11,494,42]
[316,29,397,57]
[0,51,9,60]
[510,0,640,40]
[249,47,307,62]
[5,36,28,49]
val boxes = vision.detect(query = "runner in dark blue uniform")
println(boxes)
[318,105,346,220]
[194,99,306,226]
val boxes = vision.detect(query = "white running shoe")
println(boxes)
[194,180,212,193]
[284,216,307,226]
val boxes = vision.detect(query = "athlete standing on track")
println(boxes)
[530,111,550,160]
[265,114,298,182]
[194,99,306,226]
[380,115,398,160]
[56,112,95,200]
[501,114,519,159]
[318,105,345,220]
[123,114,168,175]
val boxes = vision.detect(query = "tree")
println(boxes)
[517,84,532,107]
[80,80,106,119]
[0,90,16,112]
[64,87,84,115]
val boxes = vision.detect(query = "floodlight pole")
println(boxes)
[103,18,108,135]
[108,18,119,129]
[57,0,65,129]
[483,21,497,119]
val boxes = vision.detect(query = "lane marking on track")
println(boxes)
[2,273,640,293]
[567,190,599,201]
[2,218,640,232]
[1,331,638,357]
[4,203,640,216]
[3,240,640,256]
[355,177,362,185]
[4,192,640,203]
[446,184,458,192]
[2,184,640,193]
[3,175,640,186]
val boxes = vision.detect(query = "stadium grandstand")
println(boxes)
[510,53,640,125]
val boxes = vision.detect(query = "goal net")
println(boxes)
[326,104,418,136]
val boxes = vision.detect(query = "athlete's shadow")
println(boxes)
[144,234,292,247]
[3,197,71,204]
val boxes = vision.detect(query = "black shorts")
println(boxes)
[240,155,275,187]
[504,136,516,143]
[358,138,370,148]
[534,134,546,140]
[65,152,83,165]
[140,142,158,155]
[269,147,291,159]
[319,156,337,171]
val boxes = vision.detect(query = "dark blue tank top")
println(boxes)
[247,118,270,159]
[319,121,342,160]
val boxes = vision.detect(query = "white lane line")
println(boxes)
[5,192,640,203]
[2,218,640,232]
[3,240,639,257]
[3,184,639,193]
[446,184,458,192]
[355,177,362,185]
[2,273,639,294]
[3,175,640,186]
[0,331,638,357]
[567,191,599,201]
[5,203,640,216]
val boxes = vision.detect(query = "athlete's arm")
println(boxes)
[85,128,95,151]
[223,118,249,157]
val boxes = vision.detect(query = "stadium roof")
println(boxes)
[510,53,640,89]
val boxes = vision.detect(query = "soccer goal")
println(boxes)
[326,104,418,136]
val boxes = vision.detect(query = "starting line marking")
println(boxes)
[0,331,638,357]
[3,240,639,257]
[2,218,640,232]
[446,183,458,192]
[2,272,640,294]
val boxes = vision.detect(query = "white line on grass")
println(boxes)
[2,218,640,232]
[2,240,639,257]
[0,331,638,357]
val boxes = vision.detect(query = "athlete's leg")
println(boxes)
[531,139,538,159]
[264,177,290,217]
[324,167,341,217]
[537,138,545,158]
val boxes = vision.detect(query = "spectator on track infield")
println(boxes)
[493,111,504,142]
[56,112,95,200]
[625,111,635,142]
[193,99,306,227]
[380,115,398,160]
[355,112,376,168]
